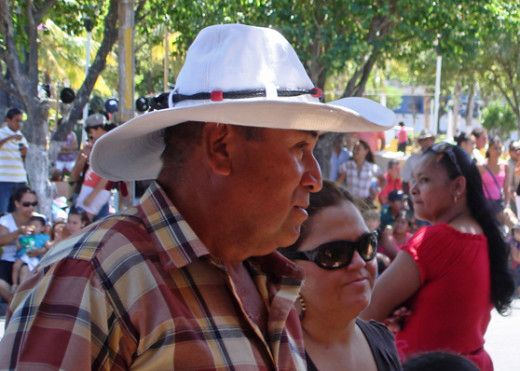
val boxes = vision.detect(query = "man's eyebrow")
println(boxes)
[303,130,319,138]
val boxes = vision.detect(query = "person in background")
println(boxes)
[380,190,410,229]
[361,142,515,370]
[471,127,488,163]
[379,210,413,261]
[378,160,403,206]
[506,222,520,298]
[329,133,351,181]
[478,136,509,225]
[0,186,37,302]
[401,129,435,197]
[507,140,520,215]
[61,206,90,240]
[279,180,402,370]
[0,108,28,214]
[337,139,386,206]
[72,113,115,222]
[402,351,479,371]
[11,214,50,289]
[53,118,78,177]
[397,122,408,153]
[0,24,394,369]
[356,130,386,153]
[455,132,476,157]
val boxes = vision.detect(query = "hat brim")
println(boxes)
[91,99,395,181]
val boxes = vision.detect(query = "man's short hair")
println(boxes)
[161,122,263,177]
[471,127,486,139]
[387,160,399,170]
[6,108,23,120]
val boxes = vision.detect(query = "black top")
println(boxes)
[306,319,402,371]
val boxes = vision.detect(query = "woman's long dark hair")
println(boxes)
[424,145,514,313]
[357,139,375,163]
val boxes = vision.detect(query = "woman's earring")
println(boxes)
[298,293,307,315]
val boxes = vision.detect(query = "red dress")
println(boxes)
[397,223,493,370]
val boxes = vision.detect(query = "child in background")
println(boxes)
[12,214,51,288]
[62,206,90,240]
[363,208,391,274]
[380,210,413,260]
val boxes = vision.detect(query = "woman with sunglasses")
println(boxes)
[0,186,40,302]
[361,143,515,371]
[280,180,402,371]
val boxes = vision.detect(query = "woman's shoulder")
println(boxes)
[414,223,485,241]
[356,319,403,371]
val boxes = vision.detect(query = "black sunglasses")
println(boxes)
[21,201,38,207]
[430,142,463,175]
[281,231,378,270]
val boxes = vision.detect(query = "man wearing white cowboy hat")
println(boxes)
[0,24,394,369]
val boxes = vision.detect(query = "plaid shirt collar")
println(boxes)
[136,181,304,282]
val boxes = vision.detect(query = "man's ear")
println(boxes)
[203,123,232,176]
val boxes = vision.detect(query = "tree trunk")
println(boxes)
[465,83,476,131]
[452,81,461,136]
[314,132,336,180]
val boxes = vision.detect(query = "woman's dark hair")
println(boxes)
[454,132,469,147]
[280,180,359,253]
[357,139,375,163]
[402,351,479,371]
[424,145,515,313]
[485,136,502,158]
[12,185,36,202]
[68,206,91,226]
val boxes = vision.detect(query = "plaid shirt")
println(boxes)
[339,160,382,199]
[0,182,306,370]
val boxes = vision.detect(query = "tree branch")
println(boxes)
[56,0,120,140]
[0,0,31,104]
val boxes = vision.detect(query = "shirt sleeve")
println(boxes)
[0,258,135,370]
[402,224,459,284]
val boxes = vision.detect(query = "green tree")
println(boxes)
[0,0,123,217]
[481,102,517,139]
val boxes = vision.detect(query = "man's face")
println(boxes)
[389,199,405,215]
[228,127,322,258]
[87,126,106,144]
[388,162,401,180]
[418,137,434,150]
[6,114,23,132]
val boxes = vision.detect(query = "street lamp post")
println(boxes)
[82,16,94,146]
[433,36,442,136]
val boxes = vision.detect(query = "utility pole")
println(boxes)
[118,0,135,208]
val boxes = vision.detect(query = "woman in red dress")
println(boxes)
[361,142,515,371]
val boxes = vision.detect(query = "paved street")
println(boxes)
[1,298,519,369]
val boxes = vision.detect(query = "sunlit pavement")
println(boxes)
[0,298,519,369]
[485,297,520,371]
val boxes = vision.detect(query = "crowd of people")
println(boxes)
[0,23,517,370]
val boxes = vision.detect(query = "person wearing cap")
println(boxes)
[0,108,28,214]
[380,190,411,229]
[68,113,115,222]
[401,129,435,197]
[0,24,393,369]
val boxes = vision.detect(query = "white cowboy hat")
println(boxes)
[91,24,395,181]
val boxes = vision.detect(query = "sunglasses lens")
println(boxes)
[316,243,351,269]
[359,234,377,260]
